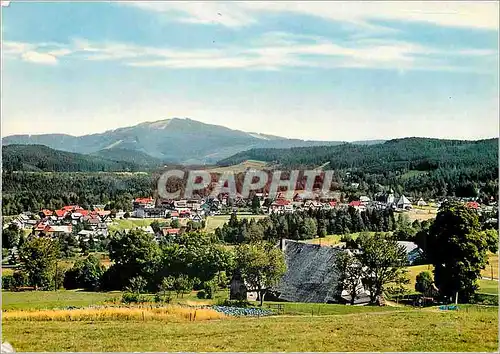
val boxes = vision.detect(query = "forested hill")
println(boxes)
[218,137,499,172]
[1,144,150,172]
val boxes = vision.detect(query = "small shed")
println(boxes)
[416,198,427,207]
[229,270,248,301]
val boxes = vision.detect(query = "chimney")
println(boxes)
[280,237,286,252]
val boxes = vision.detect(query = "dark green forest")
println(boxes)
[218,138,499,200]
[2,172,154,215]
[2,138,498,215]
[2,144,157,172]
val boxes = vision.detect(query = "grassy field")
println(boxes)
[304,232,373,246]
[2,267,15,275]
[406,208,437,222]
[482,252,498,280]
[205,160,268,174]
[406,263,498,295]
[477,280,498,295]
[400,170,428,180]
[108,218,168,232]
[1,290,122,310]
[2,306,497,352]
[305,234,343,245]
[259,301,401,316]
[204,214,268,233]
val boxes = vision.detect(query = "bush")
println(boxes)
[203,279,218,299]
[197,290,207,299]
[2,275,15,290]
[121,292,148,304]
[13,270,29,288]
[126,276,147,294]
[54,266,67,290]
[415,271,433,294]
[100,264,129,291]
[154,293,172,303]
[472,293,498,306]
[340,234,358,248]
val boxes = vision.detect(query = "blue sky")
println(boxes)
[2,1,498,140]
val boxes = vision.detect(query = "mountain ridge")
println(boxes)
[2,118,349,164]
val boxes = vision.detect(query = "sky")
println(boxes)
[1,1,499,141]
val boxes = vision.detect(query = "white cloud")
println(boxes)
[3,32,496,73]
[125,1,499,30]
[20,51,58,65]
[130,2,256,27]
[3,41,73,65]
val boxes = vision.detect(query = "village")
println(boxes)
[5,188,495,243]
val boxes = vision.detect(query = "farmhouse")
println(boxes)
[359,196,370,204]
[348,200,366,211]
[272,240,370,304]
[304,200,323,210]
[270,199,293,214]
[232,240,370,305]
[44,225,72,236]
[133,197,155,209]
[162,228,181,237]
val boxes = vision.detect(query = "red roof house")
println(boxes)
[349,201,362,207]
[35,222,47,231]
[54,210,67,218]
[465,201,479,209]
[274,199,291,206]
[62,205,80,212]
[135,197,154,204]
[41,209,53,217]
[162,228,181,236]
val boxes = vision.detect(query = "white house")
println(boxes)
[396,195,412,209]
[416,198,428,207]
[359,196,371,204]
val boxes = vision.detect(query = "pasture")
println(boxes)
[204,160,268,174]
[2,303,497,352]
[406,208,437,222]
[108,217,168,232]
[482,252,498,280]
[304,232,373,246]
[1,290,121,310]
[406,263,498,295]
[204,214,268,233]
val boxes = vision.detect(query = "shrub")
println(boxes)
[13,270,29,288]
[2,275,15,290]
[197,290,207,299]
[154,293,172,303]
[340,234,358,248]
[121,292,149,304]
[472,293,498,306]
[126,276,147,294]
[415,271,433,294]
[203,279,218,299]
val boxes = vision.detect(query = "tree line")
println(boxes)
[215,207,411,244]
[2,171,154,215]
[218,138,498,200]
